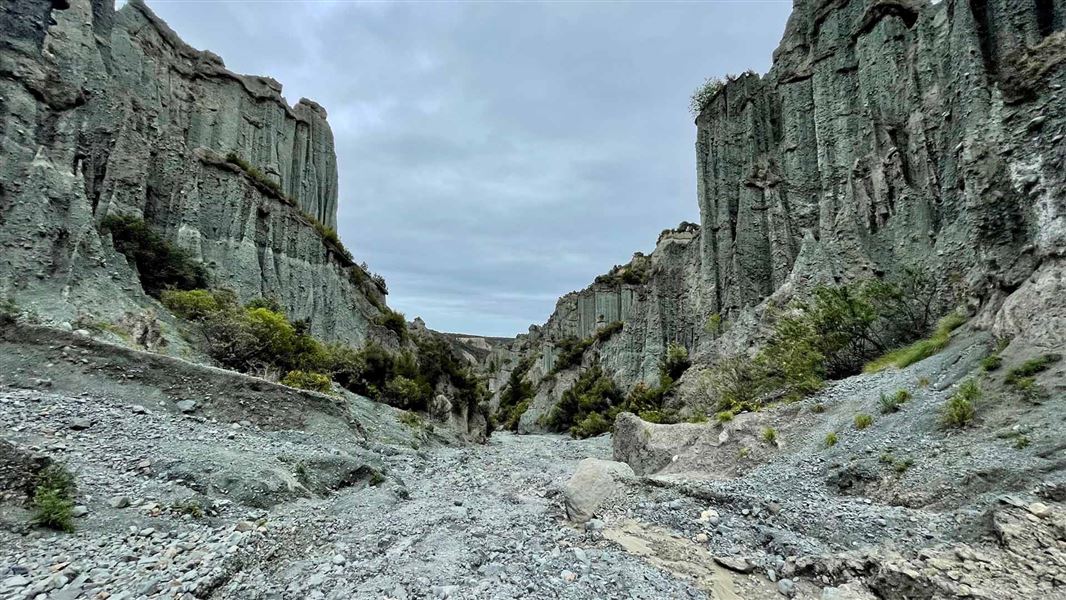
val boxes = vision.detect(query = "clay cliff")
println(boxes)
[494,0,1065,430]
[0,0,385,346]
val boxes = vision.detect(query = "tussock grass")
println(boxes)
[865,312,967,373]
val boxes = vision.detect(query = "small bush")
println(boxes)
[810,403,827,414]
[571,412,611,439]
[376,309,408,342]
[686,411,708,424]
[762,427,778,444]
[496,357,534,431]
[161,289,222,321]
[1013,435,1031,449]
[706,355,763,415]
[398,411,425,429]
[595,321,624,343]
[281,370,332,394]
[1005,354,1062,385]
[854,413,874,430]
[715,409,735,423]
[659,344,691,382]
[384,375,432,410]
[705,313,723,335]
[941,379,980,428]
[638,410,668,424]
[824,431,838,447]
[981,354,1003,371]
[879,389,910,414]
[99,215,208,297]
[545,365,622,435]
[552,336,593,373]
[31,465,76,533]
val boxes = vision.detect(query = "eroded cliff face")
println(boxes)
[495,0,1065,428]
[696,0,1064,319]
[0,0,382,346]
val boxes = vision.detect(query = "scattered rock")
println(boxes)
[109,496,131,509]
[562,458,634,523]
[714,557,754,574]
[69,417,93,430]
[176,400,198,413]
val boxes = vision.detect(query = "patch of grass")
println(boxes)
[1005,354,1062,385]
[810,403,827,414]
[225,152,285,198]
[824,431,838,447]
[686,411,708,424]
[854,413,874,430]
[738,447,751,459]
[940,379,980,428]
[980,354,1003,372]
[917,376,931,388]
[31,465,76,533]
[864,312,967,373]
[280,370,332,394]
[762,427,778,444]
[368,469,386,486]
[398,411,425,429]
[878,389,911,414]
[595,321,624,343]
[1013,435,1031,449]
[715,410,735,423]
[170,499,205,518]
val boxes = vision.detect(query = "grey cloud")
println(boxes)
[145,0,791,335]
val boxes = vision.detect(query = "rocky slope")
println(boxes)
[0,0,385,347]
[492,0,1066,429]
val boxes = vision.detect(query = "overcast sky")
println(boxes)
[141,0,791,337]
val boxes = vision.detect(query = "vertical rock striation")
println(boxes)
[494,0,1065,427]
[0,0,383,345]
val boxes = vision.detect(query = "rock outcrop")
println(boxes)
[0,0,384,346]
[491,0,1066,425]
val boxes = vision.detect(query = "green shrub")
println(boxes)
[571,412,611,439]
[879,389,910,414]
[99,215,208,297]
[854,413,874,429]
[496,357,534,431]
[706,355,763,414]
[595,321,624,343]
[686,411,708,424]
[398,411,425,429]
[941,379,980,428]
[659,344,692,382]
[31,465,76,533]
[762,427,778,444]
[865,312,967,372]
[824,431,838,447]
[385,375,432,410]
[638,410,668,424]
[161,289,222,321]
[1013,435,1031,449]
[545,365,622,436]
[715,409,735,423]
[376,309,408,342]
[0,297,20,326]
[981,354,1003,371]
[552,336,594,373]
[1005,354,1062,385]
[281,370,332,394]
[810,403,827,414]
[705,313,723,335]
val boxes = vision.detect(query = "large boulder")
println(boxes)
[562,458,634,523]
[612,412,706,476]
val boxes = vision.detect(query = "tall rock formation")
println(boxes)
[0,0,385,346]
[494,0,1065,428]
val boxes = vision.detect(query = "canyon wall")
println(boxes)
[0,0,385,346]
[496,0,1065,428]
